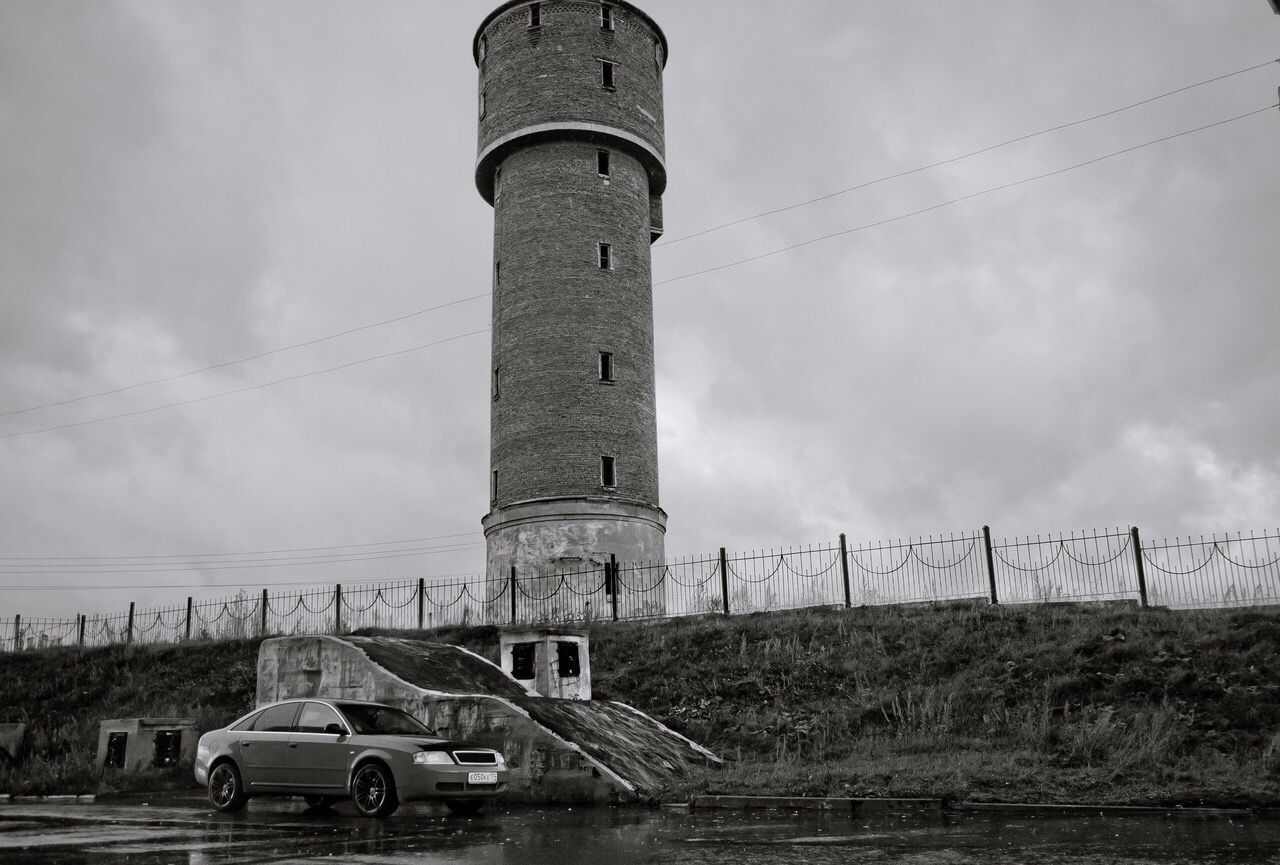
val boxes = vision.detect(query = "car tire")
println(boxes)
[444,799,485,816]
[351,762,399,818]
[302,795,337,811]
[208,761,248,812]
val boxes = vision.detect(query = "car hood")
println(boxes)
[358,735,489,752]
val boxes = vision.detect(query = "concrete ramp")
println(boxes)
[257,635,718,803]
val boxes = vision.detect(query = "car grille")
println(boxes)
[451,750,497,765]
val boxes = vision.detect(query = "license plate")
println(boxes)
[468,771,498,784]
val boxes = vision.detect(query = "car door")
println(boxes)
[237,702,301,790]
[284,702,352,792]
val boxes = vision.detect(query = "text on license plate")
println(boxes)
[468,771,498,784]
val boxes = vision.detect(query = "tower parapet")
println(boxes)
[476,0,669,580]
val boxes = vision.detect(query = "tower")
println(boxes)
[475,1,668,580]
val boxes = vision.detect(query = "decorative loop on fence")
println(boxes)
[618,566,666,593]
[271,595,305,617]
[663,563,717,588]
[911,541,978,571]
[992,541,1066,573]
[725,556,785,584]
[849,548,912,576]
[297,592,334,615]
[132,611,168,635]
[515,575,569,602]
[559,574,607,597]
[779,551,841,579]
[424,584,471,610]
[342,588,389,614]
[1058,535,1132,567]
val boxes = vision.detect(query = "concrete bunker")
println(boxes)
[257,634,718,803]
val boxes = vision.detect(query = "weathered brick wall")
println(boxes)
[476,0,666,162]
[490,140,659,508]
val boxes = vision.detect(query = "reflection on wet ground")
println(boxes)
[1,795,1277,864]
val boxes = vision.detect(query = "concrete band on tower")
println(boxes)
[475,0,670,585]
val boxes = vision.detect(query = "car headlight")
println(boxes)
[413,750,454,765]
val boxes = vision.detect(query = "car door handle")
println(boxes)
[288,743,299,749]
[240,741,252,747]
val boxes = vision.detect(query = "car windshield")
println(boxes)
[336,703,435,736]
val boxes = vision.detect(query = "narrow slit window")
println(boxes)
[599,351,614,382]
[598,242,612,270]
[600,4,613,30]
[529,3,540,27]
[492,365,500,400]
[479,89,486,118]
[478,36,487,66]
[601,60,615,89]
[601,455,616,487]
[597,150,610,177]
[494,166,501,200]
[495,260,500,285]
[491,470,499,501]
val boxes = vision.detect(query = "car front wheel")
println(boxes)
[208,762,247,812]
[351,763,399,818]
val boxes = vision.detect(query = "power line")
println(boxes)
[656,103,1277,287]
[0,542,485,577]
[0,294,490,418]
[657,58,1279,247]
[0,571,487,592]
[0,328,490,440]
[0,530,476,562]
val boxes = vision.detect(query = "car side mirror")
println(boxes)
[324,723,348,736]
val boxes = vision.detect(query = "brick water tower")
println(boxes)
[474,0,669,579]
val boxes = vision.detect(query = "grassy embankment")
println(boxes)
[2,603,1279,805]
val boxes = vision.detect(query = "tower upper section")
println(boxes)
[473,0,667,211]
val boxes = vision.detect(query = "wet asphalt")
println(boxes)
[1,794,1278,864]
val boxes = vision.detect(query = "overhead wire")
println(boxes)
[0,328,490,439]
[0,294,489,418]
[0,530,477,561]
[655,103,1277,287]
[656,58,1279,247]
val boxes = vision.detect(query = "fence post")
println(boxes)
[260,589,269,637]
[982,526,999,605]
[610,554,620,622]
[417,578,426,630]
[185,597,193,641]
[719,547,730,615]
[334,584,342,634]
[12,615,19,652]
[839,533,852,608]
[509,566,517,625]
[1131,526,1149,608]
[126,602,135,644]
[78,614,85,648]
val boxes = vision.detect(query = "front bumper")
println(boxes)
[395,762,510,801]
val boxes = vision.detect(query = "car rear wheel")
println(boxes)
[208,762,247,812]
[444,799,485,816]
[351,762,399,817]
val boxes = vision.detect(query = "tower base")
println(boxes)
[483,497,666,578]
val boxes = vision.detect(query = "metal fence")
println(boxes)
[2,526,1277,652]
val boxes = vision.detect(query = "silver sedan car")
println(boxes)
[194,698,508,817]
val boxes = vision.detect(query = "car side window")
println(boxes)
[251,703,301,732]
[229,711,261,732]
[294,702,344,734]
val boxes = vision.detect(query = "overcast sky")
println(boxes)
[2,1,1278,619]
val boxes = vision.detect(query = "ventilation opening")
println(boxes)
[598,242,611,270]
[600,4,613,30]
[492,366,499,401]
[104,732,127,769]
[528,3,540,27]
[599,351,614,382]
[557,642,581,677]
[511,642,536,679]
[601,60,615,89]
[154,730,182,768]
[597,150,610,177]
[491,469,498,502]
[601,455,616,487]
